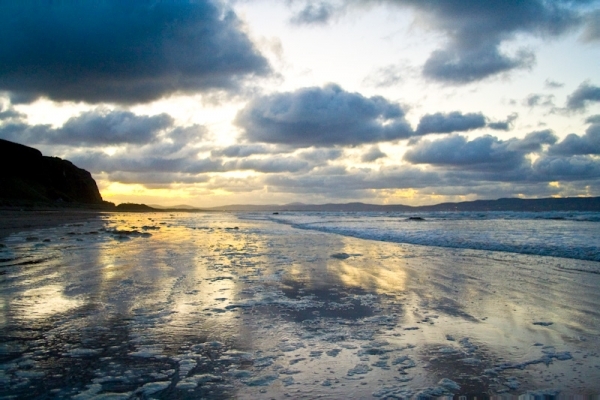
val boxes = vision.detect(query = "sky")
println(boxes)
[1,0,600,207]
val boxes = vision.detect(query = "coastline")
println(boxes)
[0,208,105,240]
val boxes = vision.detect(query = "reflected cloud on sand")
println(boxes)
[13,284,84,321]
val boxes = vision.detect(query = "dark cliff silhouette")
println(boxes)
[0,138,106,205]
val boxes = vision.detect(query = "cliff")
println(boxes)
[0,139,105,205]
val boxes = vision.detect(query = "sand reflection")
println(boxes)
[323,239,408,294]
[13,284,83,321]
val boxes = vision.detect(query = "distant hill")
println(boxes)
[207,197,600,212]
[147,204,199,210]
[115,203,157,212]
[0,138,111,207]
[417,197,600,212]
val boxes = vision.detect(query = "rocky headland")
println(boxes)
[0,138,110,207]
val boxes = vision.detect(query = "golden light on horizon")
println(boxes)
[381,188,419,203]
[101,182,194,204]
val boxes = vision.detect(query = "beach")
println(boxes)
[1,211,599,398]
[0,209,104,240]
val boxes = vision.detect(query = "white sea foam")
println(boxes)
[251,211,600,262]
[137,381,170,396]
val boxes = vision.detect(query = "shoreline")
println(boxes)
[0,209,107,240]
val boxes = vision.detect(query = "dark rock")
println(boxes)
[0,139,104,205]
[331,252,351,260]
[115,203,156,211]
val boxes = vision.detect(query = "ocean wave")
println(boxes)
[240,211,600,263]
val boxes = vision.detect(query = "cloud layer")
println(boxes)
[236,84,413,146]
[415,112,486,135]
[2,104,599,201]
[0,110,176,145]
[404,130,557,171]
[567,82,600,110]
[549,118,600,155]
[0,1,269,104]
[0,0,598,205]
[405,0,588,83]
[291,0,592,83]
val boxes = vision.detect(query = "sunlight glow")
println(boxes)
[14,98,94,127]
[102,182,193,204]
[14,285,83,321]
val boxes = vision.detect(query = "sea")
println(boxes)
[1,211,599,399]
[260,211,600,262]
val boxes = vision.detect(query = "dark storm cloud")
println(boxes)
[0,106,222,186]
[262,165,443,192]
[292,0,591,83]
[0,110,174,146]
[64,121,217,175]
[566,82,600,110]
[71,150,223,175]
[487,113,518,131]
[508,130,558,152]
[0,104,23,120]
[544,79,564,89]
[0,123,38,144]
[88,123,595,190]
[57,111,174,145]
[422,48,535,84]
[549,122,600,155]
[403,130,557,170]
[168,125,208,144]
[74,149,326,190]
[298,148,343,162]
[71,141,319,182]
[106,171,211,187]
[258,156,600,199]
[248,128,600,199]
[524,94,556,108]
[0,1,269,104]
[290,1,335,25]
[391,0,583,83]
[587,114,600,124]
[581,9,600,41]
[363,65,403,88]
[212,144,276,158]
[212,144,338,164]
[416,111,486,135]
[532,155,600,180]
[225,158,310,173]
[404,135,516,169]
[361,146,387,162]
[236,84,413,147]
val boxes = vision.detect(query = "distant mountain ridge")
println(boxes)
[147,204,199,210]
[204,197,600,212]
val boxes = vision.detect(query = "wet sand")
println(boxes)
[1,212,599,398]
[0,209,105,240]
